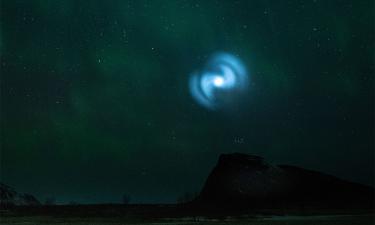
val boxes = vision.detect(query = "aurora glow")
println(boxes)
[189,52,249,110]
[2,0,373,204]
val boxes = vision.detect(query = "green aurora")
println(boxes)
[1,0,374,203]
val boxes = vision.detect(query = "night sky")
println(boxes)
[1,0,374,204]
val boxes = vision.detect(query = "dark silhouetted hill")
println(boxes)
[0,183,40,208]
[195,153,374,210]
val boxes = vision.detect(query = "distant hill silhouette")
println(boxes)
[195,153,374,210]
[0,183,40,208]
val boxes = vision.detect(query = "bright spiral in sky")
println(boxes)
[189,52,249,110]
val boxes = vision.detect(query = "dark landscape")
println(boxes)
[1,153,374,224]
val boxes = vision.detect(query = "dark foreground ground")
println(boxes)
[0,205,374,225]
[1,214,374,225]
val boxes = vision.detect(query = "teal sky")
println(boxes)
[1,0,374,203]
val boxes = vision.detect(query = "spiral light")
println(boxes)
[189,52,248,110]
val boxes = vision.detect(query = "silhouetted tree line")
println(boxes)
[176,191,199,204]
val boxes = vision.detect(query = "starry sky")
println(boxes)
[1,0,374,204]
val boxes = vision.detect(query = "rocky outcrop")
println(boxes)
[196,153,374,210]
[0,183,40,207]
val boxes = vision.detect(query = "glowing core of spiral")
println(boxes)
[213,76,224,87]
[189,52,248,110]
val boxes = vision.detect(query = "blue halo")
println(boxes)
[189,52,249,110]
